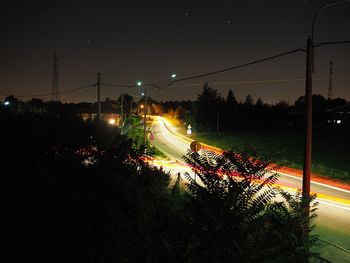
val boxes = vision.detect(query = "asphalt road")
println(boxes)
[150,115,350,260]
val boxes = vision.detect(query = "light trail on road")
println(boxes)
[150,115,350,257]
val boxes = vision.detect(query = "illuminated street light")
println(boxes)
[140,104,144,109]
[4,101,10,106]
[171,73,176,78]
[137,81,142,86]
[108,118,116,125]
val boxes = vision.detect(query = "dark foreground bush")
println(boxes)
[0,109,318,262]
[182,150,318,263]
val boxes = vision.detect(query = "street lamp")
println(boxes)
[108,118,116,125]
[302,0,350,218]
[171,73,177,79]
[136,80,147,146]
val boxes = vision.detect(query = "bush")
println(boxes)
[182,149,318,262]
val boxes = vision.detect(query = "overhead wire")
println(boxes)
[164,48,305,88]
[61,86,96,101]
[2,85,95,98]
[169,76,350,88]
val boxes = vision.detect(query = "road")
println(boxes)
[150,115,350,261]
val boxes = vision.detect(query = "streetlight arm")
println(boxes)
[312,0,350,40]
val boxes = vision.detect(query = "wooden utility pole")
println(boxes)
[328,61,333,100]
[303,37,314,216]
[120,94,124,134]
[216,99,220,132]
[97,73,101,121]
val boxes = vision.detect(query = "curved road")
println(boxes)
[150,116,350,261]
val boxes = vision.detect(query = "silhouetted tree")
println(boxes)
[194,83,220,131]
[183,149,318,262]
[224,89,239,130]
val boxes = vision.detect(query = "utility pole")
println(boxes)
[130,97,133,116]
[97,73,101,121]
[130,97,134,128]
[303,37,314,213]
[302,0,350,237]
[328,61,333,100]
[120,94,124,134]
[143,89,147,145]
[216,99,220,132]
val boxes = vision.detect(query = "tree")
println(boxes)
[224,89,239,130]
[241,94,254,128]
[182,149,318,262]
[194,83,221,131]
[174,105,187,121]
[5,95,18,105]
[0,109,185,262]
[244,94,254,106]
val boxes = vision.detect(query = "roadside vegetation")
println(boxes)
[161,84,350,182]
[125,116,168,159]
[194,130,350,182]
[1,104,324,262]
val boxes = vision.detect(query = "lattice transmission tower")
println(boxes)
[51,53,60,101]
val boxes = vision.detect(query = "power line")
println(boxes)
[164,48,305,88]
[169,76,350,88]
[315,40,350,47]
[6,85,95,98]
[101,83,162,89]
[61,86,95,101]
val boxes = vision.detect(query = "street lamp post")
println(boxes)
[143,88,147,145]
[303,0,350,218]
[137,81,148,146]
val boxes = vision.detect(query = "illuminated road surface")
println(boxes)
[150,115,350,257]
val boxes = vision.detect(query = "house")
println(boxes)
[326,104,350,129]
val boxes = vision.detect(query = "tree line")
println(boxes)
[161,83,348,132]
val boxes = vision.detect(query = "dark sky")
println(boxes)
[1,0,350,103]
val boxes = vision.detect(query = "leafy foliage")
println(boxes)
[0,109,183,262]
[1,107,321,262]
[182,149,318,262]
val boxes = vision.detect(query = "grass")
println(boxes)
[312,224,350,262]
[125,117,168,160]
[193,129,350,182]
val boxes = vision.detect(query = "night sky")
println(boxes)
[1,0,350,103]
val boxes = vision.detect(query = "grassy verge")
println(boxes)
[125,116,168,159]
[193,129,350,182]
[312,224,350,262]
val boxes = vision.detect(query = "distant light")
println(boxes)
[140,104,144,109]
[4,101,10,106]
[141,92,145,96]
[336,120,342,124]
[171,73,176,78]
[108,118,116,125]
[137,81,142,86]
